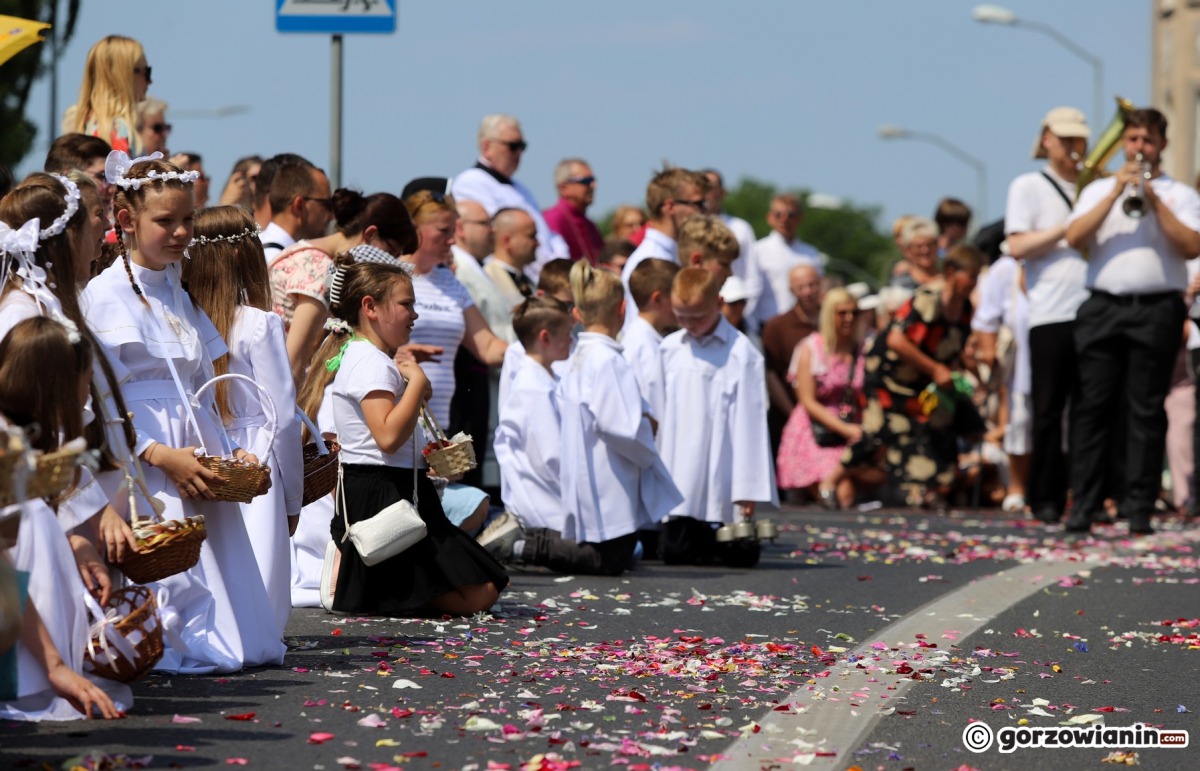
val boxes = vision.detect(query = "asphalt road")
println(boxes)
[2,507,1197,771]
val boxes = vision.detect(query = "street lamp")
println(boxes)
[972,4,1104,126]
[878,125,988,222]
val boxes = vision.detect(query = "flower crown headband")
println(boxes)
[40,174,80,240]
[105,150,200,190]
[189,224,262,247]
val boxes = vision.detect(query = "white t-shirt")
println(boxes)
[1005,168,1088,327]
[1069,174,1200,294]
[331,340,412,467]
[620,228,677,328]
[753,230,823,326]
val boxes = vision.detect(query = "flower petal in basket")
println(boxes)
[120,516,206,585]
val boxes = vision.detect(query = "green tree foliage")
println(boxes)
[0,0,80,171]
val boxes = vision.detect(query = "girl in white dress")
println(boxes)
[0,317,126,720]
[183,205,302,641]
[82,153,283,673]
[0,172,143,568]
[557,261,681,556]
[297,258,508,616]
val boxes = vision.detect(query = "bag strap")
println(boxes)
[1040,171,1073,211]
[838,344,860,409]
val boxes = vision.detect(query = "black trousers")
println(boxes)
[1190,345,1200,513]
[1071,291,1185,519]
[448,346,490,491]
[520,528,638,576]
[1028,321,1077,514]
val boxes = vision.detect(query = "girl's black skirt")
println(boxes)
[330,464,509,616]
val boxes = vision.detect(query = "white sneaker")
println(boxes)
[475,511,523,562]
[1001,493,1026,513]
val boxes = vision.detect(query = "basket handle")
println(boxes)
[419,400,448,444]
[295,407,329,456]
[193,373,278,461]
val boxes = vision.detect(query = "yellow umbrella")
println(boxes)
[0,15,50,68]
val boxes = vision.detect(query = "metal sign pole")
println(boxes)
[330,33,343,189]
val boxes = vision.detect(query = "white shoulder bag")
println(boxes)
[338,436,426,567]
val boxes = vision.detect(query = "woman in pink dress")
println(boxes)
[777,288,867,507]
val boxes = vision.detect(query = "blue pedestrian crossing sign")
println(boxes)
[276,0,396,34]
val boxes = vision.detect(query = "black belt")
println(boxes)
[1090,290,1180,306]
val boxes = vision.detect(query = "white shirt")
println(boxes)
[620,316,665,420]
[1068,174,1200,294]
[259,221,296,264]
[753,230,823,325]
[450,162,568,283]
[620,228,677,328]
[721,213,763,326]
[331,340,411,466]
[494,354,562,531]
[971,256,1031,395]
[658,317,778,523]
[557,333,681,543]
[451,244,514,342]
[1005,167,1088,327]
[409,265,475,427]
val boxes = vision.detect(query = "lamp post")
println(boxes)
[878,125,988,222]
[972,4,1104,126]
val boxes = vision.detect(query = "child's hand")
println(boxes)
[398,361,433,402]
[736,501,755,520]
[99,506,139,563]
[149,445,225,500]
[47,662,122,719]
[287,514,300,537]
[69,535,112,606]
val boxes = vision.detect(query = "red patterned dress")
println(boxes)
[841,281,983,499]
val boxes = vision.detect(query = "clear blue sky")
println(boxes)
[19,0,1152,234]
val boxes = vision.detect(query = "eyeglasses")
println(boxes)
[151,122,172,134]
[565,175,595,186]
[303,196,333,209]
[835,309,858,317]
[674,198,707,211]
[496,139,527,153]
[771,209,800,219]
[134,65,152,81]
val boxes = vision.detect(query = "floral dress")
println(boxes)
[841,280,983,500]
[777,333,865,490]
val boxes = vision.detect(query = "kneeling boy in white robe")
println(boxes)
[658,267,777,566]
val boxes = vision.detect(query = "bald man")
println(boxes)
[484,207,540,311]
[761,263,824,467]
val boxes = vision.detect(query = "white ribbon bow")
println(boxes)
[0,217,40,255]
[105,150,165,188]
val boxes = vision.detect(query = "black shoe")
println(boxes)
[1032,504,1061,524]
[1063,511,1092,533]
[1128,512,1155,535]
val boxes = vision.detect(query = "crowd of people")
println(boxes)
[1,33,1199,721]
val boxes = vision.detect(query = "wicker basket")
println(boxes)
[83,585,164,683]
[193,374,277,504]
[419,403,477,478]
[296,408,340,506]
[0,442,85,508]
[120,516,206,585]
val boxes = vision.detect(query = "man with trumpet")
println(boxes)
[1065,107,1200,535]
[1004,107,1090,526]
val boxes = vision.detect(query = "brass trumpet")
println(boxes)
[1075,96,1135,201]
[1122,152,1152,219]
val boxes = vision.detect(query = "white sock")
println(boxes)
[511,539,525,560]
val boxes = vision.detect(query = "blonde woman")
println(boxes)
[62,35,150,154]
[776,288,867,507]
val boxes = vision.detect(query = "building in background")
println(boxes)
[1153,0,1200,184]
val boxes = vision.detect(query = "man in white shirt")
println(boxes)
[258,154,333,264]
[1004,106,1090,524]
[1065,107,1200,535]
[450,114,567,282]
[753,193,823,327]
[703,169,762,328]
[484,208,539,310]
[619,166,709,326]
